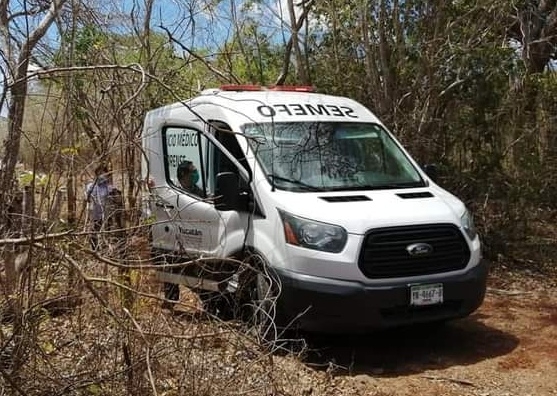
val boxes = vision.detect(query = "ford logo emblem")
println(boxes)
[406,242,433,256]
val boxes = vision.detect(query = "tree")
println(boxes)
[0,0,70,378]
[508,0,557,74]
[0,0,68,216]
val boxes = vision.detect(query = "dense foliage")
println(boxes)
[1,0,555,266]
[0,0,554,266]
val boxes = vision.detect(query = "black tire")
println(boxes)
[236,257,286,347]
[250,268,307,353]
[198,290,236,321]
[254,270,279,342]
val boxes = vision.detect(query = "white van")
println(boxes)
[142,85,488,332]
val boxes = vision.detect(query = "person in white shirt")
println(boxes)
[85,164,118,250]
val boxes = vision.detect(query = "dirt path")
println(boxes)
[295,271,557,396]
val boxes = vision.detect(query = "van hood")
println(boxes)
[273,188,465,235]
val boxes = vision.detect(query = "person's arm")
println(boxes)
[85,182,93,202]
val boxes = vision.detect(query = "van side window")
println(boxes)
[163,126,206,198]
[209,121,251,179]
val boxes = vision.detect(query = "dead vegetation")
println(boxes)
[0,230,308,395]
[1,220,556,396]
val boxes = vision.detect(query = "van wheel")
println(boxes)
[255,271,277,340]
[242,263,281,345]
[198,291,235,321]
[248,269,306,353]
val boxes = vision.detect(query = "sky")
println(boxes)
[1,0,313,118]
[111,0,302,49]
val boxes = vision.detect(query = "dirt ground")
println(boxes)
[5,257,555,396]
[292,268,557,396]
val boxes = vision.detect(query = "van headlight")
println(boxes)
[461,209,477,240]
[278,209,347,253]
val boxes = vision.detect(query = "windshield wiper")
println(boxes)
[326,181,426,191]
[267,174,324,191]
[371,181,426,189]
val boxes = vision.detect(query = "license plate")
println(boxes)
[410,283,443,306]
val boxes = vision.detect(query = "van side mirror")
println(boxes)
[422,164,438,182]
[215,172,239,211]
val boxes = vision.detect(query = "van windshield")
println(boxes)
[243,122,426,192]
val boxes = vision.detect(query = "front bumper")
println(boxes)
[274,259,489,333]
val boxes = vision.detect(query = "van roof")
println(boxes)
[149,86,382,126]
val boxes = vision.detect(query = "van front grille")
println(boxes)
[358,224,470,279]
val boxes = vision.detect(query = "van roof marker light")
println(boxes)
[219,84,315,93]
[268,85,315,92]
[220,84,263,91]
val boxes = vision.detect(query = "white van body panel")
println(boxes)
[188,90,382,124]
[243,184,480,282]
[149,187,247,258]
[264,189,461,234]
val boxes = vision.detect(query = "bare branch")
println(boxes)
[159,25,239,84]
[7,63,145,88]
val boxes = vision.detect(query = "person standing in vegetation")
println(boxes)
[85,164,118,250]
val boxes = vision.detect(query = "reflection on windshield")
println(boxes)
[243,122,424,192]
